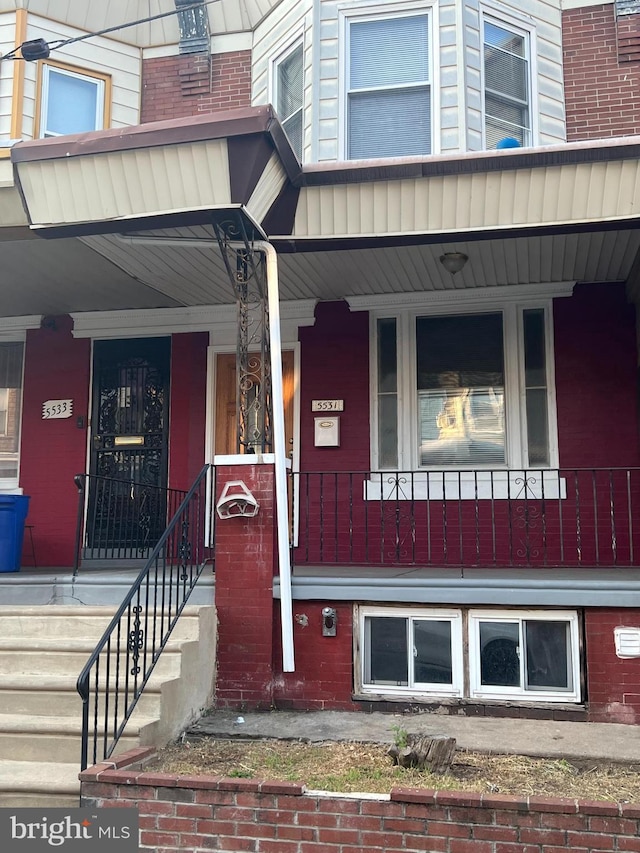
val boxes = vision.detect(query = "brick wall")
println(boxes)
[141,50,251,123]
[554,282,640,468]
[168,332,208,491]
[19,316,90,567]
[273,602,356,710]
[299,301,371,472]
[81,749,640,852]
[585,609,640,724]
[214,463,278,709]
[563,4,640,140]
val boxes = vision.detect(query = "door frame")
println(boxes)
[82,335,172,556]
[205,342,301,543]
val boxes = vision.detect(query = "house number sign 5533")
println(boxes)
[42,399,73,419]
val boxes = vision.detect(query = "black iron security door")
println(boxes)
[88,338,171,554]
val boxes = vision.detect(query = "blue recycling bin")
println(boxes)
[0,495,30,572]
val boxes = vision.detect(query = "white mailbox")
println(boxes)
[314,416,340,447]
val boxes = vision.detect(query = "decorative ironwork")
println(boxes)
[212,213,272,454]
[128,606,144,676]
[78,464,215,770]
[293,467,640,570]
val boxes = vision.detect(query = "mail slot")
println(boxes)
[114,436,145,446]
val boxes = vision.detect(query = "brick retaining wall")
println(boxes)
[80,749,640,852]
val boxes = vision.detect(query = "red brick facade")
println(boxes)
[213,463,278,709]
[563,4,640,140]
[20,316,91,567]
[81,749,640,853]
[141,50,251,123]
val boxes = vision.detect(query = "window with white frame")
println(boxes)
[0,343,24,485]
[39,63,107,138]
[469,610,581,702]
[274,40,304,160]
[374,301,557,472]
[483,17,531,149]
[360,607,463,695]
[346,11,431,160]
[358,606,581,704]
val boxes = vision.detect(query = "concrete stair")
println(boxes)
[0,605,216,807]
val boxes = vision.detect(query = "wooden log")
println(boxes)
[388,735,456,773]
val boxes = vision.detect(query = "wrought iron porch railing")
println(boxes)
[292,468,640,569]
[77,464,214,770]
[74,473,189,568]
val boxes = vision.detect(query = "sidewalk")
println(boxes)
[190,708,640,764]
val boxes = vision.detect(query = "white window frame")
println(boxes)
[270,35,305,161]
[339,2,436,161]
[368,290,561,478]
[0,340,26,494]
[39,62,106,138]
[468,609,581,703]
[356,605,582,705]
[480,8,537,149]
[357,605,464,697]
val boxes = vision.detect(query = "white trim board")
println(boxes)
[71,301,317,341]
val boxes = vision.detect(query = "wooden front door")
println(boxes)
[215,351,295,456]
[88,338,171,552]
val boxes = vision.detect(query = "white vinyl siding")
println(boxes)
[346,13,431,160]
[0,12,17,140]
[274,40,304,160]
[253,0,312,162]
[21,14,140,141]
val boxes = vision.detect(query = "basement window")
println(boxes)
[357,606,581,704]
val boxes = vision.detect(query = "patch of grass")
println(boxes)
[147,738,640,802]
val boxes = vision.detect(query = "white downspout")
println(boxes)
[254,240,295,672]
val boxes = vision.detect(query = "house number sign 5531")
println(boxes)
[311,400,344,412]
[42,399,73,419]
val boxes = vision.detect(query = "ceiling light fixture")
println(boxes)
[439,252,469,274]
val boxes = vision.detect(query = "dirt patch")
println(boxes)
[148,737,640,802]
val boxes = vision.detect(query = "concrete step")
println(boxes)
[0,641,193,677]
[0,605,203,640]
[0,713,159,762]
[0,761,80,808]
[0,673,167,717]
[0,603,216,806]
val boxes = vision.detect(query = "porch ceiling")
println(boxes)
[4,117,640,317]
[0,226,636,319]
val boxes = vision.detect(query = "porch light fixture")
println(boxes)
[439,252,469,274]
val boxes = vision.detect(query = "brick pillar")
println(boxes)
[213,462,277,709]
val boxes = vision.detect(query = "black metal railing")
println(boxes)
[292,468,640,569]
[74,474,188,568]
[77,464,214,770]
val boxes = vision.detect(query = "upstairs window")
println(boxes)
[38,63,109,138]
[346,12,431,159]
[0,343,24,487]
[483,18,531,148]
[274,41,304,160]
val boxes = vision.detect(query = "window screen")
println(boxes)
[484,21,530,148]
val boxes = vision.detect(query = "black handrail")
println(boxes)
[77,463,214,770]
[73,473,189,571]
